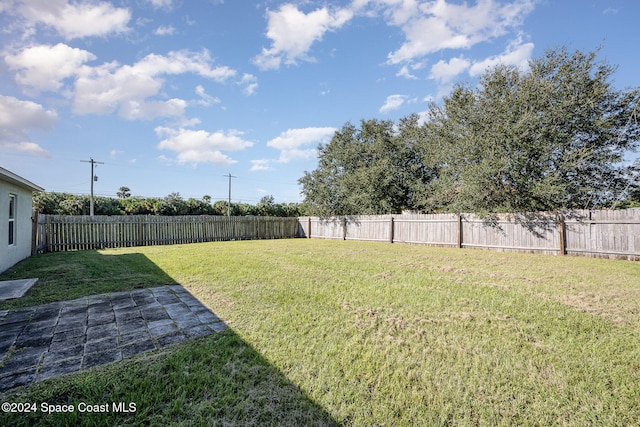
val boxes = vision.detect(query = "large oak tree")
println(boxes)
[420,47,640,213]
[299,116,433,215]
[300,47,639,215]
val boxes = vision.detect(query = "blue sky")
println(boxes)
[1,0,638,204]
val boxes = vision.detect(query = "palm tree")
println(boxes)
[117,186,131,199]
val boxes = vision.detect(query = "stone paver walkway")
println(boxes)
[0,278,38,301]
[0,285,226,393]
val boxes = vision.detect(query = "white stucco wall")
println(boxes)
[0,180,36,273]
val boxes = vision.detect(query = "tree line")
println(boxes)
[33,192,303,217]
[300,47,640,216]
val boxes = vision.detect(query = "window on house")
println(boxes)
[8,194,16,246]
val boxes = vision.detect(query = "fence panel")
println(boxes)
[308,217,345,240]
[461,212,560,255]
[35,215,299,253]
[565,209,640,259]
[299,209,640,260]
[393,214,459,246]
[344,215,392,242]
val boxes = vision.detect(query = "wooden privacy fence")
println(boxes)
[31,209,640,259]
[298,208,640,260]
[34,214,299,253]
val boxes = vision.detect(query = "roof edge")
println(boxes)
[0,166,44,192]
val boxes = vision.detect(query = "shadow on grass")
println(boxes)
[0,251,177,310]
[0,250,340,426]
[1,329,340,426]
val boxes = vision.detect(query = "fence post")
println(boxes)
[389,216,394,243]
[45,214,51,253]
[138,216,144,246]
[557,213,566,256]
[457,213,463,248]
[31,210,39,255]
[307,217,311,238]
[342,216,347,240]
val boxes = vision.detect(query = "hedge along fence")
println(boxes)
[298,208,640,261]
[34,214,300,253]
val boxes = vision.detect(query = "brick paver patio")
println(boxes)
[0,285,226,393]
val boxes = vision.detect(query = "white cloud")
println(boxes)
[267,127,336,162]
[74,61,159,116]
[154,25,175,36]
[155,127,253,166]
[156,155,175,165]
[148,0,173,9]
[386,0,535,64]
[0,141,50,157]
[429,56,470,83]
[74,50,236,120]
[238,73,258,96]
[396,65,418,79]
[469,37,534,76]
[249,0,534,78]
[16,0,131,39]
[426,36,534,98]
[195,85,207,98]
[0,95,56,157]
[379,94,407,113]
[253,4,353,70]
[4,45,240,121]
[244,82,258,96]
[0,1,13,14]
[132,50,235,82]
[3,31,239,123]
[0,96,57,130]
[380,0,421,25]
[250,159,273,172]
[194,85,221,106]
[120,98,188,121]
[5,43,96,92]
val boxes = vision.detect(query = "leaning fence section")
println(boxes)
[35,215,299,253]
[298,208,640,260]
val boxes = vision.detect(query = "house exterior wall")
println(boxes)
[0,180,36,273]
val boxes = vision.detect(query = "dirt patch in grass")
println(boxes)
[557,289,640,326]
[372,271,393,280]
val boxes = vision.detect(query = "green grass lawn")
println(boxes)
[2,239,640,426]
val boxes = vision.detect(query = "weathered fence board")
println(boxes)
[564,209,640,258]
[345,215,392,242]
[35,215,299,253]
[305,217,345,240]
[461,213,560,255]
[298,209,640,260]
[393,214,459,246]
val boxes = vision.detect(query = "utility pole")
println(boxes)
[225,173,236,217]
[81,158,104,216]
